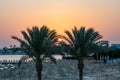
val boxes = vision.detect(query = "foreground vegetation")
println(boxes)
[0,60,120,80]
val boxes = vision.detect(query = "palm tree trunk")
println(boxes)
[36,60,42,80]
[78,59,84,80]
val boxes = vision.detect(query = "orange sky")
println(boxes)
[0,0,120,48]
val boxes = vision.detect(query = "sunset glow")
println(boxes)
[57,38,63,42]
[0,0,120,48]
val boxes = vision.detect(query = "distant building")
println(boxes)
[111,44,120,49]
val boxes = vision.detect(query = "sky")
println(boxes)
[0,0,120,48]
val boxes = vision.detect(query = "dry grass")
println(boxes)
[0,60,119,80]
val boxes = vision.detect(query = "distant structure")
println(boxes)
[0,47,25,55]
[111,44,120,49]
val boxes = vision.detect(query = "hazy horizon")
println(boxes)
[0,0,120,48]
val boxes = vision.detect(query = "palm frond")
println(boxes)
[90,32,102,42]
[72,27,78,42]
[65,30,75,45]
[84,28,94,43]
[21,31,32,46]
[78,27,85,43]
[47,30,57,42]
[60,35,73,46]
[12,36,29,47]
[27,28,34,44]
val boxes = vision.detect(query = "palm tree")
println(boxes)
[62,26,107,80]
[12,26,57,80]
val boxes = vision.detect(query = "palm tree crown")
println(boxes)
[64,26,104,58]
[12,26,57,61]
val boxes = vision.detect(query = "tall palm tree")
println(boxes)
[12,26,57,80]
[62,26,107,80]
